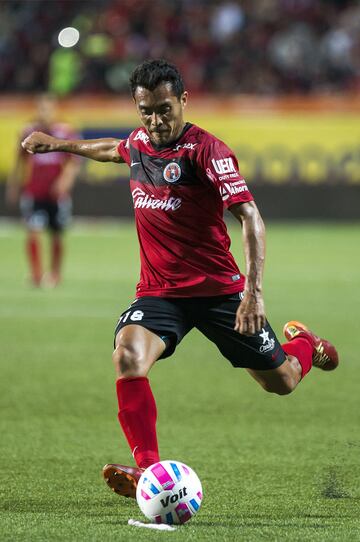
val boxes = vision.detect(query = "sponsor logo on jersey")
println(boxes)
[134,130,150,144]
[259,328,275,353]
[211,157,236,175]
[173,142,198,151]
[218,172,241,181]
[163,162,182,183]
[219,180,248,201]
[131,187,182,212]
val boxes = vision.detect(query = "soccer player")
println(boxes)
[6,94,80,287]
[21,60,338,499]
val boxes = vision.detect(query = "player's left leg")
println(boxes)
[247,356,302,395]
[193,293,338,396]
[48,231,63,286]
[248,321,339,394]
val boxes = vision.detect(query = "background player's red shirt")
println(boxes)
[21,123,77,201]
[117,123,253,297]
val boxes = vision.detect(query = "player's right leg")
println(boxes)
[104,298,191,499]
[25,229,42,286]
[112,323,166,379]
[104,323,166,497]
[20,196,47,286]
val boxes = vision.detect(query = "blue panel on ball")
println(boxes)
[189,498,199,511]
[170,462,182,481]
[149,482,160,495]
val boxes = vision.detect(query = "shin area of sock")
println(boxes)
[116,377,160,468]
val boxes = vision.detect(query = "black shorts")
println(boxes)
[114,293,286,371]
[20,195,72,233]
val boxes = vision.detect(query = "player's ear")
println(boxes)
[181,91,188,110]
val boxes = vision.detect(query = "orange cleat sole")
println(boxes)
[102,463,143,499]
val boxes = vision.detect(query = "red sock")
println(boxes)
[282,337,313,378]
[27,235,42,284]
[116,377,160,469]
[51,235,63,278]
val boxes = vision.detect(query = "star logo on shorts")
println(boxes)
[259,328,275,353]
[259,328,270,344]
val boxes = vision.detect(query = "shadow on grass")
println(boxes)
[321,467,352,499]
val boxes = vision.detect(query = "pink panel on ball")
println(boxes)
[175,502,192,524]
[150,463,175,490]
[181,464,190,475]
[140,489,151,500]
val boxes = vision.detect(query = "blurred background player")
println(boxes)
[6,94,80,287]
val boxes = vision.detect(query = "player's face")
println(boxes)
[134,83,188,146]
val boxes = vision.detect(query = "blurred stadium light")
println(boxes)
[0,0,359,219]
[58,27,80,48]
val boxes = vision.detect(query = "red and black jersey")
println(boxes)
[117,123,253,298]
[21,123,78,201]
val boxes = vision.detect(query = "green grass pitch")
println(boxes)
[0,220,359,541]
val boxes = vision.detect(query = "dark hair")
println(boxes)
[130,59,185,99]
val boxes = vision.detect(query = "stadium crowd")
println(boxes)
[1,0,360,95]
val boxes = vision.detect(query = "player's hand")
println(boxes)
[21,131,57,154]
[235,290,266,335]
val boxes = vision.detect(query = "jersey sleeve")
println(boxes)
[117,137,131,166]
[197,138,253,209]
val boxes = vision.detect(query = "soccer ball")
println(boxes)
[136,460,203,525]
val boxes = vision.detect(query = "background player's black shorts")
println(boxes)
[114,293,286,371]
[20,195,72,232]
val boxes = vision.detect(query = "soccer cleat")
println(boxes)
[102,463,144,499]
[283,321,339,371]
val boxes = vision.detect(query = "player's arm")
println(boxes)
[229,200,266,335]
[6,143,27,206]
[21,131,124,163]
